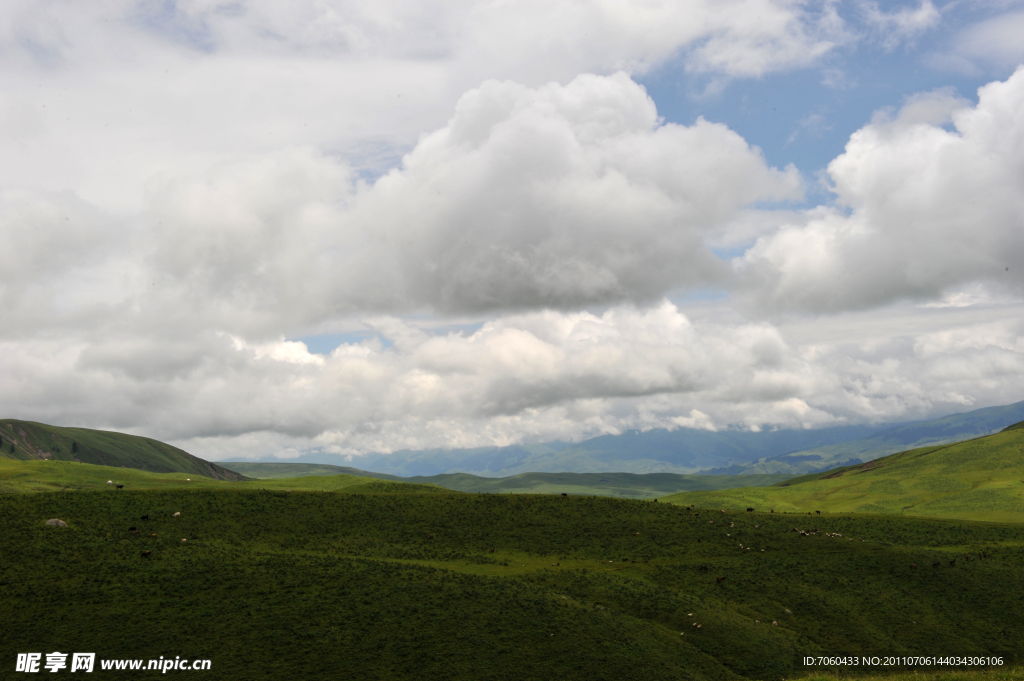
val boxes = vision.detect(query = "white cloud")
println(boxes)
[737,69,1024,313]
[860,0,940,50]
[3,298,1023,460]
[951,10,1024,70]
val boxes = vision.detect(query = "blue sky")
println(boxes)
[642,1,1022,190]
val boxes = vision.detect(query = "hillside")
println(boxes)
[661,421,1024,522]
[222,463,793,498]
[713,400,1024,475]
[3,489,1022,680]
[0,420,248,481]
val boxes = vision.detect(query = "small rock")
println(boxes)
[44,519,68,527]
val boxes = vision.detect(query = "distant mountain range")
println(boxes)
[225,400,1024,477]
[219,463,794,498]
[661,418,1024,522]
[0,420,248,481]
[8,399,1024,485]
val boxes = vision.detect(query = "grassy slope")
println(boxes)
[218,461,406,481]
[2,490,1023,680]
[0,459,447,495]
[728,400,1024,476]
[223,463,795,498]
[660,425,1024,522]
[0,420,246,481]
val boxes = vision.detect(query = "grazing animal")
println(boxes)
[933,562,940,568]
[141,551,152,559]
[716,576,726,584]
[772,621,778,627]
[746,507,754,512]
[181,539,187,543]
[964,554,970,561]
[699,565,709,572]
[128,526,137,532]
[107,480,113,486]
[770,509,774,513]
[816,510,821,515]
[910,564,918,569]
[116,485,124,490]
[561,493,567,497]
[427,534,434,539]
[173,512,181,517]
[488,548,494,553]
[149,533,157,538]
[950,559,956,566]
[140,515,149,521]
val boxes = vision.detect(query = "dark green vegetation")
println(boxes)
[0,420,245,481]
[663,423,1024,523]
[224,463,793,498]
[3,489,1022,680]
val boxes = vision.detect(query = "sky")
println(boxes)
[2,0,1024,463]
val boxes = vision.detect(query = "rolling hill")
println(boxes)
[222,462,793,498]
[661,420,1024,523]
[0,420,248,481]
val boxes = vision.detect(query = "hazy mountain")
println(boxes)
[223,400,1024,477]
[221,462,793,498]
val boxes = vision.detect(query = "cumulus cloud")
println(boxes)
[737,68,1024,313]
[142,73,800,329]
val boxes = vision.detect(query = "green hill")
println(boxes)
[661,421,1024,522]
[3,488,1023,680]
[0,420,248,481]
[223,463,794,498]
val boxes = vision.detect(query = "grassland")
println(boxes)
[0,458,447,495]
[2,486,1023,680]
[223,462,794,498]
[660,425,1024,523]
